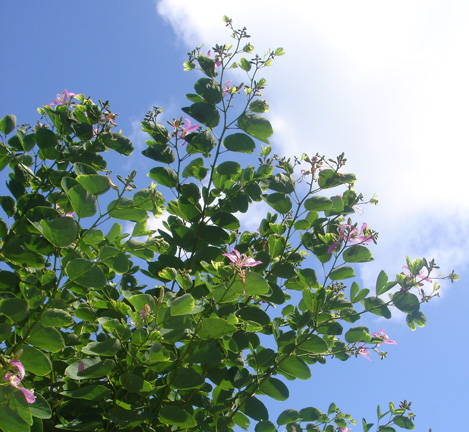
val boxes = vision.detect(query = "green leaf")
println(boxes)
[19,345,52,376]
[170,368,205,389]
[0,298,29,323]
[377,427,396,432]
[29,393,52,419]
[65,358,116,380]
[278,355,311,380]
[318,169,356,189]
[237,307,271,327]
[194,78,222,104]
[232,271,270,296]
[297,334,328,353]
[186,130,217,156]
[363,297,392,319]
[148,166,178,188]
[198,317,236,339]
[242,397,269,421]
[406,310,426,330]
[345,326,371,343]
[35,127,58,149]
[182,157,208,180]
[329,266,355,281]
[233,412,250,429]
[182,102,220,128]
[0,387,32,432]
[159,405,197,428]
[81,338,121,357]
[65,259,106,288]
[41,308,74,328]
[238,113,273,143]
[259,377,289,401]
[299,407,322,421]
[217,161,240,175]
[277,409,299,426]
[343,246,372,263]
[223,133,257,153]
[108,198,148,222]
[262,193,292,214]
[0,115,16,134]
[393,291,420,313]
[249,99,269,113]
[239,57,252,71]
[268,173,295,194]
[255,420,277,432]
[169,293,195,316]
[142,145,175,164]
[120,373,153,393]
[2,238,44,268]
[60,385,111,401]
[27,323,64,352]
[197,55,217,78]
[393,416,414,429]
[39,217,78,247]
[76,174,111,196]
[66,184,97,218]
[376,270,388,296]
[100,247,131,274]
[183,341,223,364]
[304,196,333,212]
[101,132,133,156]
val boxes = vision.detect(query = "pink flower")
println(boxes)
[49,89,76,106]
[55,204,74,217]
[327,223,373,254]
[339,428,351,432]
[402,265,432,283]
[223,80,232,96]
[223,248,262,268]
[207,50,222,67]
[358,344,372,362]
[372,329,397,346]
[4,360,36,404]
[178,118,198,145]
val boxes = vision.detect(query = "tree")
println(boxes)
[0,18,457,432]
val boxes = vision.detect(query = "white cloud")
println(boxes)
[156,0,469,285]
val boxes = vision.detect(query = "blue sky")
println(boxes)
[1,1,468,430]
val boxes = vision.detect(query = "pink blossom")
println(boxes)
[327,223,373,254]
[372,329,397,346]
[358,344,372,362]
[55,204,74,217]
[4,360,36,403]
[207,50,222,67]
[338,428,351,432]
[49,89,76,106]
[223,248,262,268]
[402,265,432,283]
[223,80,232,96]
[77,360,85,373]
[178,119,198,145]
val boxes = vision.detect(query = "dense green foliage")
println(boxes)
[0,18,457,432]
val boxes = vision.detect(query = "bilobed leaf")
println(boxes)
[363,297,392,319]
[65,358,116,380]
[299,407,322,421]
[169,293,195,316]
[142,145,175,164]
[262,193,292,214]
[60,385,111,401]
[277,355,311,380]
[0,386,32,432]
[277,409,299,426]
[198,317,236,339]
[41,308,74,328]
[120,373,153,393]
[27,323,64,352]
[183,341,223,364]
[0,115,16,135]
[35,127,58,149]
[343,245,372,263]
[297,333,328,353]
[19,345,52,376]
[197,55,217,78]
[148,166,178,188]
[259,377,289,401]
[329,266,355,281]
[232,271,270,296]
[345,326,371,343]
[65,259,106,288]
[159,405,197,428]
[242,397,269,421]
[76,174,111,196]
[268,173,295,194]
[255,420,277,432]
[0,298,29,323]
[238,113,273,143]
[101,132,133,156]
[67,184,97,218]
[108,198,148,222]
[223,133,256,153]
[170,368,204,389]
[393,416,414,429]
[182,102,220,128]
[39,217,78,247]
[393,291,420,313]
[194,78,222,104]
